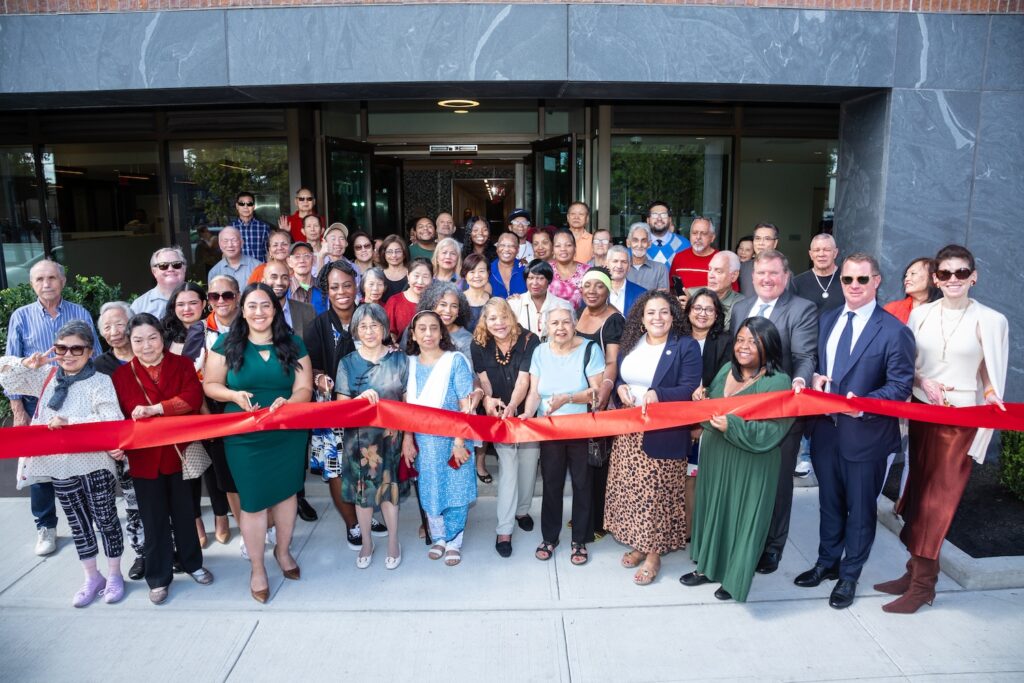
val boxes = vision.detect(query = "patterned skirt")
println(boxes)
[604,432,688,554]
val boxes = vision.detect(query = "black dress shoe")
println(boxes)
[172,559,184,574]
[495,539,513,558]
[829,579,857,609]
[714,586,733,601]
[516,515,535,532]
[755,551,781,575]
[794,563,840,588]
[296,497,318,522]
[679,571,712,587]
[128,556,145,581]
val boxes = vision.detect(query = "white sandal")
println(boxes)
[385,543,402,570]
[428,541,446,560]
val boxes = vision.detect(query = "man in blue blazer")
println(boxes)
[794,253,915,609]
[607,246,647,318]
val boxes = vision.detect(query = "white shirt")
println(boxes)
[609,281,627,315]
[752,297,779,320]
[509,292,571,340]
[517,241,534,263]
[619,337,665,404]
[825,300,876,388]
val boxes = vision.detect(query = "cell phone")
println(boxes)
[448,454,462,470]
[671,276,684,296]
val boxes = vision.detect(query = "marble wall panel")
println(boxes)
[983,16,1024,91]
[0,12,228,94]
[568,6,897,87]
[966,91,1024,401]
[834,92,889,283]
[893,14,989,91]
[226,5,568,86]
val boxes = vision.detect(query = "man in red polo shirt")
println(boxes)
[670,216,718,289]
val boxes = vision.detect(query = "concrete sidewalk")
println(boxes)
[1,488,1021,682]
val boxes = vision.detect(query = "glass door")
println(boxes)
[370,155,402,237]
[532,134,574,229]
[324,137,371,233]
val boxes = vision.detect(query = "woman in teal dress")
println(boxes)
[679,317,793,602]
[335,303,408,570]
[204,283,313,603]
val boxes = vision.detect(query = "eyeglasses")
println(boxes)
[154,261,184,271]
[648,212,669,219]
[354,243,373,251]
[54,344,90,356]
[935,267,972,282]
[237,201,254,207]
[594,239,611,245]
[208,291,237,302]
[510,221,530,228]
[691,306,716,315]
[840,275,871,285]
[296,196,314,201]
[384,249,404,256]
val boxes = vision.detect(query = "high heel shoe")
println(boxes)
[274,546,301,580]
[250,571,269,603]
[881,555,938,614]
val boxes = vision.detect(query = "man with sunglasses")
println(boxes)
[5,259,99,556]
[208,226,260,289]
[231,191,270,262]
[131,246,188,316]
[794,253,915,610]
[280,187,319,244]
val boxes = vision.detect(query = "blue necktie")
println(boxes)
[756,302,770,318]
[830,311,857,392]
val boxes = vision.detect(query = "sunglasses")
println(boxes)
[296,196,314,201]
[208,291,237,302]
[935,267,972,282]
[840,275,872,285]
[355,243,373,250]
[154,261,184,271]
[54,344,91,357]
[237,201,254,207]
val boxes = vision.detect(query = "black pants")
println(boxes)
[587,441,610,541]
[540,439,592,546]
[764,421,804,557]
[190,463,230,519]
[134,472,204,589]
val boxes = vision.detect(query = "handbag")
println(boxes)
[129,361,211,480]
[15,367,59,490]
[309,388,343,482]
[581,340,609,468]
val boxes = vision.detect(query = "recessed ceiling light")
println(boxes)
[438,99,480,108]
[454,109,469,114]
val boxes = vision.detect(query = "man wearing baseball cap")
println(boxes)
[508,208,534,265]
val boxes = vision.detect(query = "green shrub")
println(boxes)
[0,274,122,420]
[999,431,1024,502]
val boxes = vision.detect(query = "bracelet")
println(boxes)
[984,387,996,398]
[601,378,614,385]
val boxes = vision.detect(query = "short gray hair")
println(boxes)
[607,245,629,260]
[692,216,717,235]
[350,303,390,342]
[547,298,576,325]
[98,300,132,323]
[150,246,186,267]
[29,258,65,280]
[56,320,95,348]
[714,250,741,273]
[627,222,652,242]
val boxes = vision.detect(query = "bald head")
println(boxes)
[262,259,291,300]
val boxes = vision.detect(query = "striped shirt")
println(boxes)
[230,217,271,262]
[646,232,690,265]
[4,298,100,400]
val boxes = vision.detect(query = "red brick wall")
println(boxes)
[2,0,1021,16]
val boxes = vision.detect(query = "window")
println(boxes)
[0,147,47,288]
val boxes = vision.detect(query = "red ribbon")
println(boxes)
[3,390,1021,459]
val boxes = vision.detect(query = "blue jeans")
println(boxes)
[22,397,58,530]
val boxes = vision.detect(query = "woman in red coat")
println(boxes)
[111,313,214,605]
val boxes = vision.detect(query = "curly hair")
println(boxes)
[618,290,689,359]
[681,288,725,339]
[222,283,302,374]
[162,282,208,344]
[404,310,455,355]
[317,258,358,298]
[472,297,522,348]
[417,280,470,329]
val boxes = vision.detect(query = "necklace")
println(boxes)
[939,302,969,361]
[494,339,513,366]
[814,270,837,299]
[724,369,763,397]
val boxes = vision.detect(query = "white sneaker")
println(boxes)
[265,527,277,547]
[35,527,56,556]
[239,537,249,561]
[794,457,813,478]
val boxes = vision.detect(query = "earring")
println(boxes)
[970,281,976,286]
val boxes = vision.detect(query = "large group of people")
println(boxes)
[3,194,1008,617]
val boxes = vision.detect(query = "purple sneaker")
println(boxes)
[72,573,106,608]
[103,574,125,604]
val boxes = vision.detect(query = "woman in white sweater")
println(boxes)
[0,320,126,608]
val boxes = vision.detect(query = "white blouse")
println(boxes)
[618,338,665,404]
[0,357,123,480]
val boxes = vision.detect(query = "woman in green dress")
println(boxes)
[204,283,313,603]
[679,316,793,602]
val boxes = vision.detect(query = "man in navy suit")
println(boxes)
[794,253,915,609]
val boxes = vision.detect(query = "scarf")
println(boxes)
[406,351,454,409]
[47,359,97,411]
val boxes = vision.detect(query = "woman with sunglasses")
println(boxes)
[883,257,941,325]
[280,187,319,244]
[876,244,1008,614]
[349,230,376,276]
[1,321,126,607]
[111,313,214,605]
[162,284,233,550]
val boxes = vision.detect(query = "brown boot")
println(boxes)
[882,555,938,614]
[873,558,913,595]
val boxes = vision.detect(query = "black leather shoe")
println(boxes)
[128,556,145,581]
[495,539,513,558]
[829,579,857,609]
[755,551,781,574]
[516,515,535,532]
[794,563,840,588]
[297,496,318,522]
[679,571,712,587]
[714,586,733,601]
[172,559,184,574]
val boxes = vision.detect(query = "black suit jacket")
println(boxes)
[286,298,316,339]
[729,290,818,385]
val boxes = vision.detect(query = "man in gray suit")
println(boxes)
[738,222,780,297]
[262,260,315,338]
[730,249,818,574]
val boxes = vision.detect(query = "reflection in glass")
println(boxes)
[1,147,48,288]
[326,145,368,233]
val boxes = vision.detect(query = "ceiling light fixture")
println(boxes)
[454,109,469,114]
[438,99,480,108]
